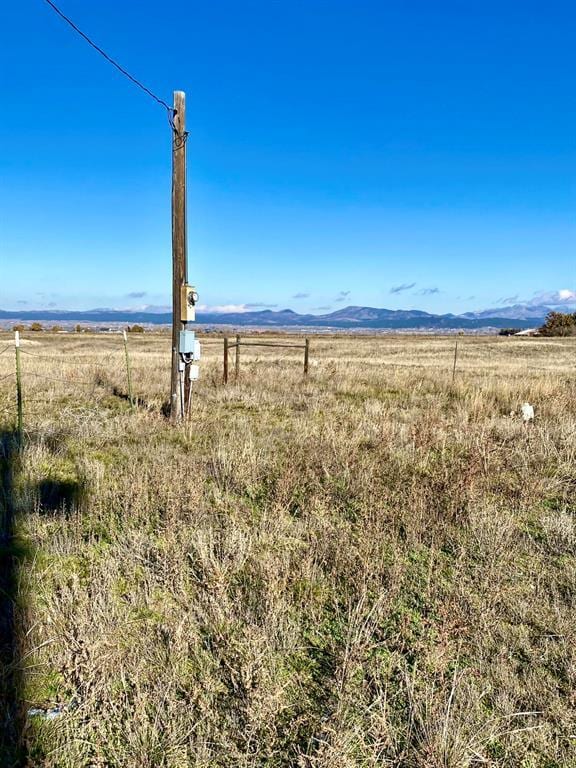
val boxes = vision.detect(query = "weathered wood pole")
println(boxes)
[171,90,187,421]
[304,338,310,376]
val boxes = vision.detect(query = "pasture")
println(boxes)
[0,332,575,766]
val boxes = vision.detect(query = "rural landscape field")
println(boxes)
[0,331,574,767]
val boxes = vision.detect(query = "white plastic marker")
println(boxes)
[521,403,535,423]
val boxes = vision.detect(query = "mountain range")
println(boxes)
[0,303,563,330]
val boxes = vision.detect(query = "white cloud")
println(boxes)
[527,289,576,306]
[196,304,250,314]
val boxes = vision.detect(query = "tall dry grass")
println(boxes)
[0,332,575,766]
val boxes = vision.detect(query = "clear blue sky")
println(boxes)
[1,0,575,314]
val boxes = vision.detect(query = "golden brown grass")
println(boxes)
[0,332,575,767]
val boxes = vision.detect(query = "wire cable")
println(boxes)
[20,350,122,366]
[42,0,173,116]
[0,345,13,356]
[25,372,100,389]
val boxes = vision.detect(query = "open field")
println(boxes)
[0,332,575,767]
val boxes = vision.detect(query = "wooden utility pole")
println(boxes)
[171,90,187,420]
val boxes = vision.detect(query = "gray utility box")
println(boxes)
[179,330,201,360]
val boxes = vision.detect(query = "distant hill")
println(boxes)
[0,304,554,330]
[460,303,560,321]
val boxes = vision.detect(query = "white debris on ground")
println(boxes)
[27,705,66,720]
[521,402,535,423]
[27,699,78,720]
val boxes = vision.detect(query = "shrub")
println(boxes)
[127,325,145,333]
[29,322,43,332]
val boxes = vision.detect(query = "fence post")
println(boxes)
[452,338,459,384]
[235,335,240,380]
[223,337,229,384]
[123,330,135,408]
[15,331,23,446]
[304,338,310,376]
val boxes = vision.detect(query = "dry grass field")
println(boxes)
[0,331,575,767]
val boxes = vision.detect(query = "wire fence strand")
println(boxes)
[19,349,124,364]
[24,372,102,389]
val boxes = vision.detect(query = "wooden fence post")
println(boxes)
[304,338,310,376]
[223,337,229,384]
[14,331,23,446]
[235,335,240,380]
[123,330,135,408]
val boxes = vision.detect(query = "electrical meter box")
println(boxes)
[189,364,200,381]
[179,331,201,360]
[180,284,198,322]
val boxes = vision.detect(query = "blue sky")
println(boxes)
[1,0,574,314]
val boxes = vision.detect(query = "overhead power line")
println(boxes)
[42,0,173,115]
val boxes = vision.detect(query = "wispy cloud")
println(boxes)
[126,291,147,299]
[47,302,57,308]
[531,289,576,305]
[314,306,332,311]
[196,304,249,314]
[390,282,416,294]
[512,289,576,307]
[498,295,519,305]
[17,300,28,305]
[415,287,440,296]
[335,290,350,303]
[244,302,278,309]
[292,292,310,299]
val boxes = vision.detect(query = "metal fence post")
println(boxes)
[223,337,229,384]
[452,338,459,384]
[123,330,135,408]
[235,335,240,380]
[15,331,23,446]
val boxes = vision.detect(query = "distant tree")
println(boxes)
[539,311,576,337]
[75,324,83,333]
[12,324,25,332]
[498,328,522,336]
[127,324,145,333]
[51,325,62,332]
[29,322,43,332]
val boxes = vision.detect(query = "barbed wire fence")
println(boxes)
[0,332,141,444]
